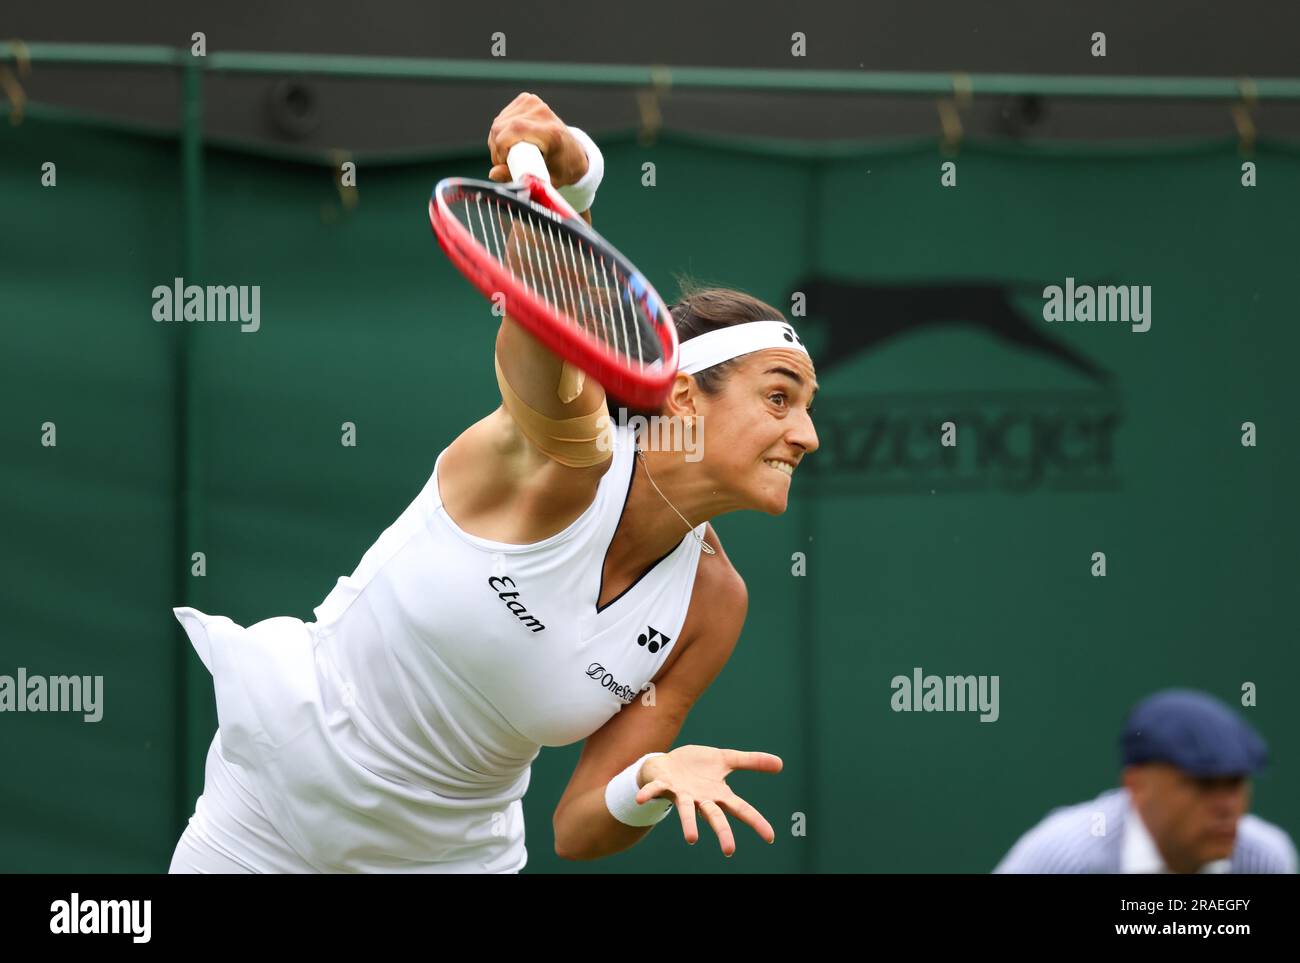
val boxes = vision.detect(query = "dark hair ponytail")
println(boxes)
[668,282,787,396]
[608,279,786,422]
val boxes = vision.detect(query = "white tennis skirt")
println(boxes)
[170,729,321,873]
[169,606,527,874]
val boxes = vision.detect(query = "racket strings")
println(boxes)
[455,189,657,369]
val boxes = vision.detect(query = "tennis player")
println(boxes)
[168,93,819,873]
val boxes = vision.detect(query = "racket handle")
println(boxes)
[507,141,551,184]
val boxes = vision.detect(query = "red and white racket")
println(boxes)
[429,141,678,410]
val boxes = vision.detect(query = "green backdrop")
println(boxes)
[2,109,1296,872]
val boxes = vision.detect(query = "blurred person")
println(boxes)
[994,689,1296,873]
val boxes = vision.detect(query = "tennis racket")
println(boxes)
[429,141,679,409]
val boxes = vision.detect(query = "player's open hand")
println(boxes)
[636,745,783,856]
[486,92,589,186]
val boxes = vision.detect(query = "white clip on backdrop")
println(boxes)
[506,141,581,220]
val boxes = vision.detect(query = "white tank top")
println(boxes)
[174,421,706,873]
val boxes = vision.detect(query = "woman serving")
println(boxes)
[169,93,820,873]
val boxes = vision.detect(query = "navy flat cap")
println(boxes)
[1121,689,1268,776]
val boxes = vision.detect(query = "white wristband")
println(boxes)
[556,125,604,214]
[605,751,674,827]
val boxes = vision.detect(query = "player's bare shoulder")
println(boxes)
[692,524,746,626]
[654,524,746,680]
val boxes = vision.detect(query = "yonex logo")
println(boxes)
[637,626,672,653]
[781,324,802,346]
[487,576,545,633]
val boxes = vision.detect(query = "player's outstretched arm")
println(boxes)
[553,570,782,860]
[488,94,602,417]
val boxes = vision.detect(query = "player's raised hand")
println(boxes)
[636,745,783,856]
[486,92,589,186]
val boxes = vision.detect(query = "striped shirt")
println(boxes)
[994,787,1297,874]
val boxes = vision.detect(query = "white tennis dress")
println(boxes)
[170,422,706,873]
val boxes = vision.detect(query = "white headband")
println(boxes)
[677,320,809,375]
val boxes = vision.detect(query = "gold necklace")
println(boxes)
[635,447,716,556]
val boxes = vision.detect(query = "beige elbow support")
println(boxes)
[494,349,614,468]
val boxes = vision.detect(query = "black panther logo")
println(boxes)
[794,275,1112,383]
